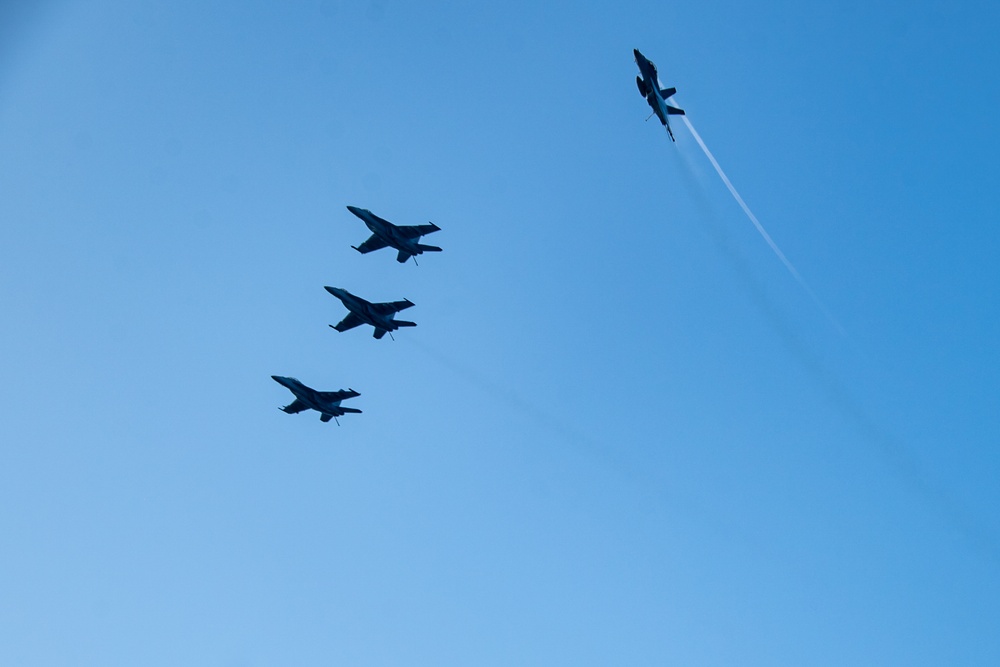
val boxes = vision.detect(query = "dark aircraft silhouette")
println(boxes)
[634,48,685,141]
[325,286,416,340]
[346,205,442,264]
[271,375,361,424]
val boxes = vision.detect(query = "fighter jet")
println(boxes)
[325,286,416,340]
[634,48,685,141]
[271,375,361,424]
[346,205,442,265]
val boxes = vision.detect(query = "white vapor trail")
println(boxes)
[680,115,843,334]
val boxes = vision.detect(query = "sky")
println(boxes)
[1,0,998,664]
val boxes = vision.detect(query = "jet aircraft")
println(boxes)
[271,375,361,424]
[325,286,416,340]
[346,205,442,264]
[634,48,685,141]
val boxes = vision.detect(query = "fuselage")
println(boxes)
[634,49,669,126]
[634,49,658,86]
[648,90,669,126]
[325,286,402,330]
[271,375,361,422]
[272,375,337,413]
[347,205,424,255]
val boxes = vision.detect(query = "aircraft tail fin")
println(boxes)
[659,86,676,99]
[320,413,334,423]
[666,105,685,115]
[636,76,646,97]
[396,250,412,263]
[374,328,387,339]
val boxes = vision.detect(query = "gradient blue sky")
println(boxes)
[1,1,998,664]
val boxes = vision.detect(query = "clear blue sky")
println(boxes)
[2,0,998,664]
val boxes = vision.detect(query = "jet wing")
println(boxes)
[280,399,310,414]
[353,234,389,254]
[332,313,364,332]
[397,223,441,239]
[318,389,360,401]
[371,299,415,314]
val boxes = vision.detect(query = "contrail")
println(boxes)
[680,115,844,334]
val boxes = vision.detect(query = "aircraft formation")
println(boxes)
[272,49,680,426]
[272,206,443,424]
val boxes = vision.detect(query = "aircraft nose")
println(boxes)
[324,286,341,297]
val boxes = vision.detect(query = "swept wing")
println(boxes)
[280,399,310,414]
[396,223,441,239]
[353,234,390,254]
[371,299,415,315]
[318,389,361,402]
[333,312,365,332]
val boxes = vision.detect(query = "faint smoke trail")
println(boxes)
[681,115,844,335]
[402,335,595,448]
[671,124,998,563]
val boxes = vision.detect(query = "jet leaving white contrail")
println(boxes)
[680,115,843,334]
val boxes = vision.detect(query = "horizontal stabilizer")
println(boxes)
[394,320,416,328]
[396,249,412,263]
[339,407,362,414]
[373,328,387,339]
[320,413,333,423]
[417,244,442,252]
[666,105,685,115]
[659,86,676,99]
